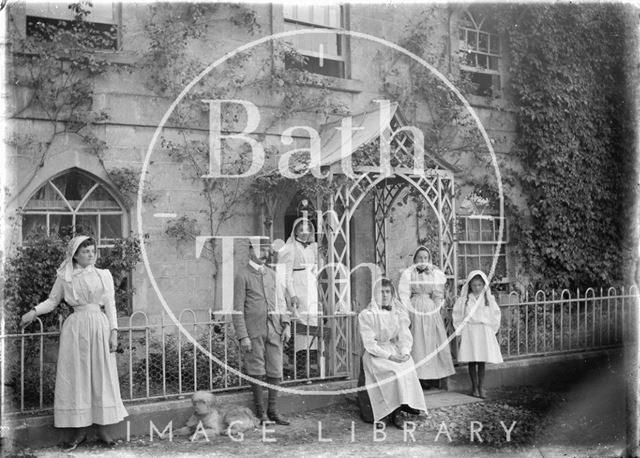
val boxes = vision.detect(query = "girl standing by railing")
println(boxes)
[452,270,503,398]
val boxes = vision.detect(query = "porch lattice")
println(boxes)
[317,106,458,377]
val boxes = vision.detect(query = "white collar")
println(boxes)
[73,264,96,276]
[249,260,264,272]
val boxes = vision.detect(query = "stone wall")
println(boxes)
[5,3,520,319]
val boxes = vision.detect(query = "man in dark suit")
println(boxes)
[233,238,291,425]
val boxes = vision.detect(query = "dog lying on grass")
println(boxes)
[175,391,260,438]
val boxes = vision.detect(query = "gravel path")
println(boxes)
[6,368,627,458]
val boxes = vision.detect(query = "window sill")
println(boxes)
[298,74,364,94]
[465,93,515,112]
[13,47,138,66]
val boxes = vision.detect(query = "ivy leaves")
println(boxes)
[502,5,629,289]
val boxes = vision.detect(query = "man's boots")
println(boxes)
[250,376,268,424]
[266,377,290,425]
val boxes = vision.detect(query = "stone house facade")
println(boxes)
[5,2,522,322]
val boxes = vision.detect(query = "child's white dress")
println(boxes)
[452,292,503,364]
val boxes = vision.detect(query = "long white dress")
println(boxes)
[358,303,427,422]
[452,290,503,364]
[279,223,319,353]
[398,267,456,380]
[35,264,128,427]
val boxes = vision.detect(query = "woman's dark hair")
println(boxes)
[380,278,394,290]
[73,237,97,261]
[375,277,396,297]
[465,274,490,307]
[413,247,430,263]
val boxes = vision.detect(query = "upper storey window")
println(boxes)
[458,9,501,96]
[283,4,347,78]
[25,1,118,50]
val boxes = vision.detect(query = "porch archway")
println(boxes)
[316,103,458,377]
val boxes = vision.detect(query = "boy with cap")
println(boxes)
[233,238,291,425]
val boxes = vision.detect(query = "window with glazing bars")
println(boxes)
[458,9,501,96]
[283,4,347,78]
[457,216,508,283]
[21,169,124,257]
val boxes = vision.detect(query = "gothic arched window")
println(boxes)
[21,169,125,255]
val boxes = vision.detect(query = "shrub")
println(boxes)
[3,232,144,331]
[129,326,242,397]
[3,234,68,332]
[3,231,144,411]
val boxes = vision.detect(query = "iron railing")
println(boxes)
[2,310,356,415]
[2,285,637,416]
[493,286,636,359]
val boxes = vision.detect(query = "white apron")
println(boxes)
[35,262,128,427]
[279,236,319,353]
[358,304,427,422]
[398,268,456,379]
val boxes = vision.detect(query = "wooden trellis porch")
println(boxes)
[314,103,458,378]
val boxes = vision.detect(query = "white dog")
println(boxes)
[176,391,259,438]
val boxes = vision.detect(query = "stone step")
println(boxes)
[423,390,483,409]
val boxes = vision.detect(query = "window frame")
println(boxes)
[23,1,122,52]
[457,215,509,284]
[20,170,126,254]
[281,4,350,79]
[457,8,503,96]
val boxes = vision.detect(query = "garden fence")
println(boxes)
[2,285,636,416]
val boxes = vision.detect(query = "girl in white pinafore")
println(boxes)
[452,270,503,398]
[358,278,427,426]
[278,217,319,353]
[398,246,455,387]
[21,236,127,449]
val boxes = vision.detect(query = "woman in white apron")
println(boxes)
[279,217,319,353]
[21,236,127,450]
[398,246,455,388]
[358,277,427,427]
[452,270,503,398]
